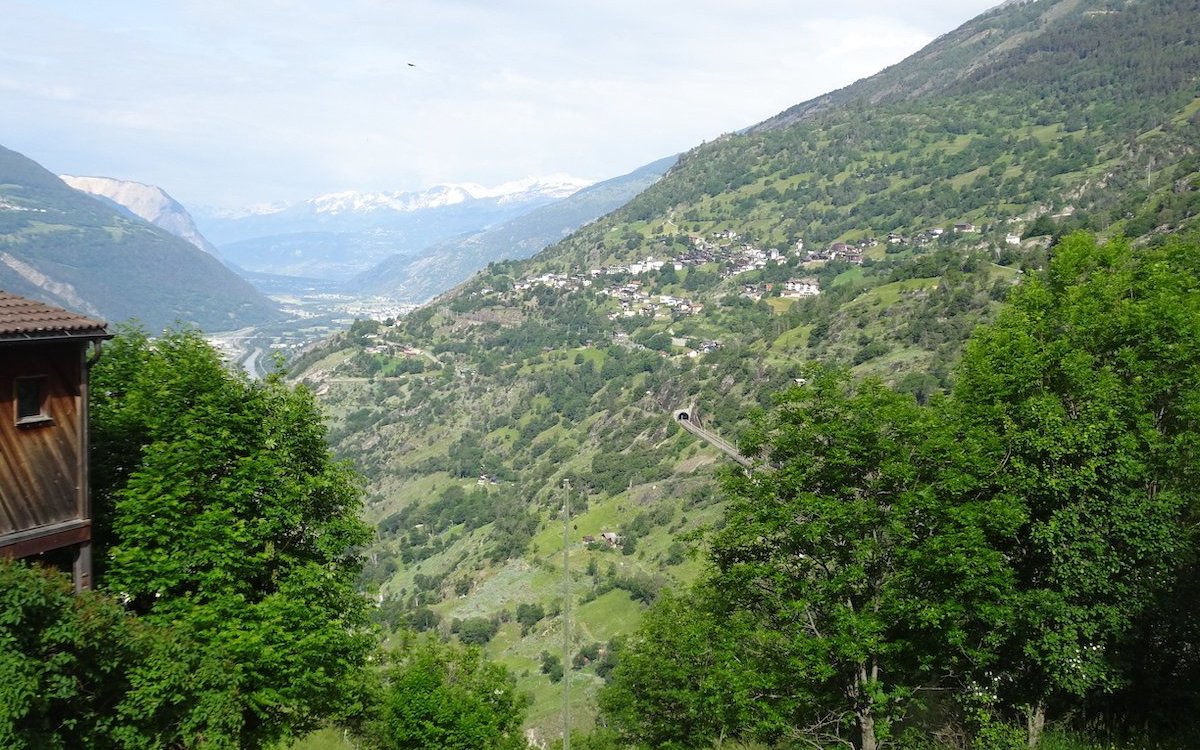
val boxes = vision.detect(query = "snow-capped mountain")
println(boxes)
[191,175,594,281]
[60,175,223,258]
[218,175,592,219]
[211,174,592,218]
[349,157,677,303]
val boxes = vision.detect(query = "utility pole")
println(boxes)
[562,479,571,750]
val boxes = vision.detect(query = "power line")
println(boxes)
[562,479,571,750]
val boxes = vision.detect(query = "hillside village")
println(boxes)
[333,216,1023,376]
[473,220,1010,304]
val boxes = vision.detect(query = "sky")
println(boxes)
[0,1,999,209]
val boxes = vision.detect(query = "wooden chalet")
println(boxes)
[0,291,109,590]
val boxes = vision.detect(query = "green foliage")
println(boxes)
[705,368,1007,749]
[359,635,529,750]
[0,560,140,749]
[952,233,1200,733]
[548,728,624,750]
[600,591,790,748]
[516,602,545,635]
[458,616,499,646]
[589,450,669,497]
[540,650,564,683]
[0,560,242,749]
[90,328,374,748]
[572,642,602,670]
[349,318,381,345]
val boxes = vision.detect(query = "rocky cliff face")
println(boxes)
[60,175,223,259]
[0,146,278,331]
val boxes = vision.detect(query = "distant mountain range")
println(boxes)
[348,156,678,302]
[0,146,278,331]
[193,176,594,281]
[202,175,591,225]
[4,152,670,321]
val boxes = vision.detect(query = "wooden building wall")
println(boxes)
[0,341,90,558]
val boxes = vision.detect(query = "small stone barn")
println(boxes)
[0,291,109,590]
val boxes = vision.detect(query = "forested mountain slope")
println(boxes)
[0,146,279,331]
[60,174,225,259]
[293,0,1200,739]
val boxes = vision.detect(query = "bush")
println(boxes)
[361,636,527,750]
[458,617,499,646]
[573,642,603,670]
[515,603,545,635]
[540,651,564,683]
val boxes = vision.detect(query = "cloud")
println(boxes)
[0,0,999,206]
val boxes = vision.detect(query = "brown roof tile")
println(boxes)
[0,291,108,341]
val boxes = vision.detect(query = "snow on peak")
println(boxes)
[308,184,478,215]
[304,175,593,216]
[462,174,594,203]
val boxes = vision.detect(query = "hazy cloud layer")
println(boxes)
[1,1,997,207]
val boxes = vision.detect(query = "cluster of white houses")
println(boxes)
[741,277,821,303]
[602,282,703,320]
[478,230,831,309]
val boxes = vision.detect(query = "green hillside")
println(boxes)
[350,155,678,303]
[0,145,280,331]
[291,0,1200,740]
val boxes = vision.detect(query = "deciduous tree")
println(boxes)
[91,328,374,748]
[952,233,1200,745]
[0,560,142,749]
[708,372,916,749]
[600,590,796,748]
[360,635,528,750]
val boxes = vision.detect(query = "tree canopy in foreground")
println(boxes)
[91,328,374,748]
[357,634,529,750]
[600,233,1200,749]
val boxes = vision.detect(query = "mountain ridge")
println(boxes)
[0,146,280,331]
[201,175,592,220]
[751,0,1073,132]
[193,175,597,282]
[348,156,678,302]
[60,174,224,259]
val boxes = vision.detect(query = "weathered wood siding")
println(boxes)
[0,342,86,536]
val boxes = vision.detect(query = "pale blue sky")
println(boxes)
[0,1,999,208]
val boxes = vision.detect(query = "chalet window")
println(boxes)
[15,376,51,426]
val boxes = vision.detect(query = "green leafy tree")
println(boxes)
[602,368,1010,750]
[90,328,374,748]
[458,616,499,646]
[707,368,1007,750]
[0,560,141,749]
[0,560,242,749]
[600,590,793,748]
[515,602,545,635]
[540,651,564,683]
[360,635,528,750]
[952,233,1200,744]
